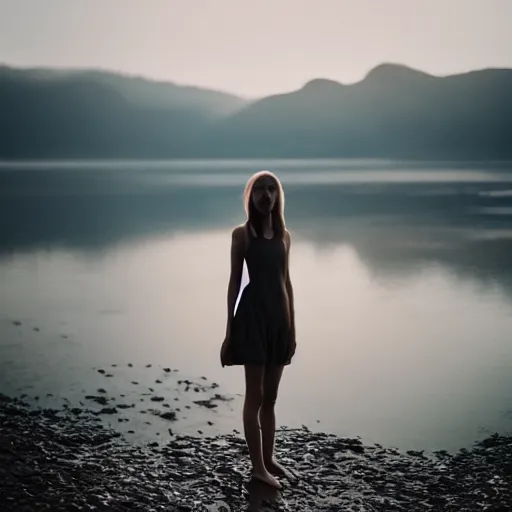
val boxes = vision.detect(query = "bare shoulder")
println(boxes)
[232,223,246,239]
[231,224,247,247]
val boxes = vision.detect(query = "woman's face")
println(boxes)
[251,175,278,215]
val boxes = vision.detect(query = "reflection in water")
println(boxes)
[244,478,283,511]
[1,161,512,452]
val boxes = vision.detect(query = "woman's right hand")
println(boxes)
[220,337,233,367]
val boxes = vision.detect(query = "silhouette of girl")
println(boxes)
[221,170,296,489]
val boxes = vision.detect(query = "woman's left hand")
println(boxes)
[220,337,234,367]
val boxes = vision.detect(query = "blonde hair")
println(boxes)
[243,170,286,239]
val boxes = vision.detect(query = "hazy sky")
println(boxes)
[1,0,511,97]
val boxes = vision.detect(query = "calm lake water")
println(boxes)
[1,159,512,452]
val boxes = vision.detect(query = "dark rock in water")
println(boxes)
[146,364,152,368]
[33,327,40,332]
[131,381,139,385]
[194,399,218,409]
[97,407,117,415]
[111,364,117,367]
[84,395,108,406]
[213,393,233,402]
[150,396,164,402]
[105,374,114,378]
[128,363,133,367]
[12,320,21,326]
[162,404,170,408]
[155,379,162,384]
[97,388,106,394]
[117,404,134,410]
[163,368,171,373]
[160,411,177,421]
[208,421,214,426]
[97,369,105,374]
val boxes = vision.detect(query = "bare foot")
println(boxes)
[251,469,282,489]
[265,459,298,482]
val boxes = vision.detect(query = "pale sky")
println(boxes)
[1,0,511,97]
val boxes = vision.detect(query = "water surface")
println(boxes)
[1,159,512,452]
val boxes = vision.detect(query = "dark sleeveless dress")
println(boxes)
[228,223,293,366]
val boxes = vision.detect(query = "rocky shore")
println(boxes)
[1,393,511,511]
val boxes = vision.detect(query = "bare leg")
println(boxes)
[243,365,281,489]
[260,365,290,477]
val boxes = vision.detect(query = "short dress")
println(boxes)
[228,222,293,366]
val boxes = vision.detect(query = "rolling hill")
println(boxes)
[1,63,511,159]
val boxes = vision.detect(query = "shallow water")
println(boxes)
[1,159,512,452]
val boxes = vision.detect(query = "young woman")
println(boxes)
[220,170,296,489]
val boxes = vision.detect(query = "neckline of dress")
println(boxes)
[247,223,275,241]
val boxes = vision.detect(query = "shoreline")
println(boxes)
[1,393,511,511]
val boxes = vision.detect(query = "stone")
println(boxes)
[84,395,108,406]
[160,411,177,421]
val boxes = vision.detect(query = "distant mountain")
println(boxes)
[210,63,512,159]
[0,66,248,116]
[0,65,249,158]
[1,63,511,159]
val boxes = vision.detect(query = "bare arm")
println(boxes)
[285,230,296,337]
[225,226,246,338]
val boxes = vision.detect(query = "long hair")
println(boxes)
[243,170,286,239]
